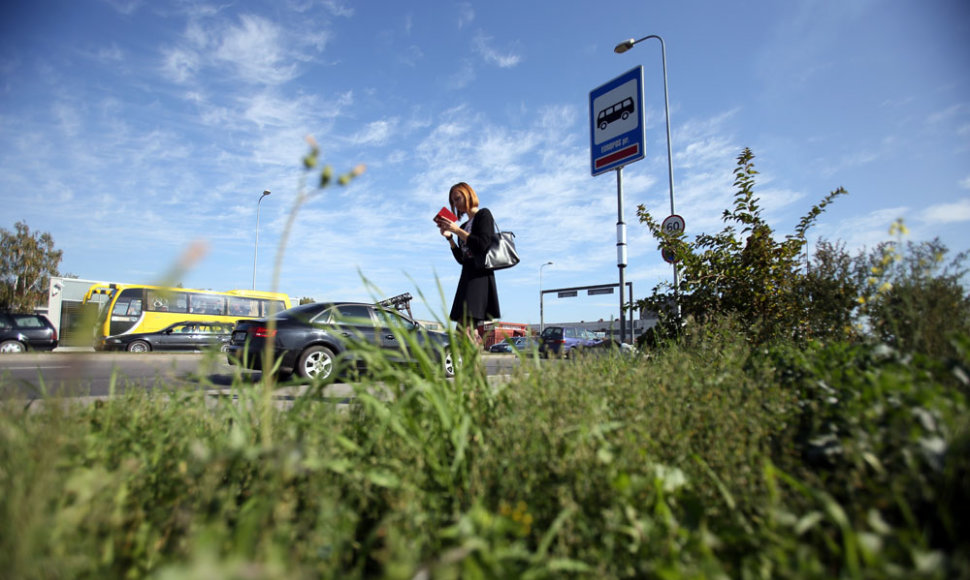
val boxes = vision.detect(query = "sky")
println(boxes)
[2,0,969,327]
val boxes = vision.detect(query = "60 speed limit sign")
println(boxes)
[660,215,685,264]
[661,214,685,234]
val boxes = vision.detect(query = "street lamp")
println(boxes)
[614,34,680,317]
[539,261,553,333]
[252,190,271,290]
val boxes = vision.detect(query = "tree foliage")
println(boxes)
[635,148,846,346]
[0,221,63,312]
[635,149,970,359]
[856,225,970,359]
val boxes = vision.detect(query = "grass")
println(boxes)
[1,316,967,579]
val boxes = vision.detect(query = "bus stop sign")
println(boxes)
[590,66,646,176]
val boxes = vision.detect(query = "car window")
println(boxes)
[12,315,46,328]
[0,315,11,330]
[330,304,374,325]
[375,309,416,330]
[541,327,562,339]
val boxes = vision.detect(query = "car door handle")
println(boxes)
[384,335,396,340]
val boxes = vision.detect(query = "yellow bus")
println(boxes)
[84,284,291,349]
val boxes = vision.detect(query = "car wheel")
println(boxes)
[127,340,151,353]
[220,343,230,353]
[442,348,460,378]
[0,340,26,354]
[297,345,335,381]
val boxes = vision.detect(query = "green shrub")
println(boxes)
[3,319,967,578]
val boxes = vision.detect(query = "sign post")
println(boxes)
[591,66,646,344]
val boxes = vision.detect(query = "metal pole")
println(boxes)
[616,166,627,344]
[252,190,271,290]
[616,34,679,319]
[539,261,553,333]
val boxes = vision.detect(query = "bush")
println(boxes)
[2,320,968,578]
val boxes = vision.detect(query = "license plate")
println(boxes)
[232,330,248,342]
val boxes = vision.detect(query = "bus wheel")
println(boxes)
[297,346,335,381]
[127,340,151,353]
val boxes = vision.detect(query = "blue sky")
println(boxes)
[2,1,968,326]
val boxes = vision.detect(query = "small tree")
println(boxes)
[857,223,970,359]
[0,221,63,312]
[635,148,846,346]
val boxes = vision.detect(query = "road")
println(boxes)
[0,350,521,400]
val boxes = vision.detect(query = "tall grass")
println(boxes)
[1,315,967,578]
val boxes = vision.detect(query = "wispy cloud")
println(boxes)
[351,119,397,146]
[472,32,521,68]
[919,198,970,224]
[214,15,299,85]
[457,3,474,29]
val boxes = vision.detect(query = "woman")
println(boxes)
[435,182,501,342]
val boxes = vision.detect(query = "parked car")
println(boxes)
[100,321,234,352]
[488,340,513,353]
[489,336,539,353]
[0,312,58,353]
[226,301,457,381]
[539,326,602,358]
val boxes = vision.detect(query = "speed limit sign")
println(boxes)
[661,214,685,235]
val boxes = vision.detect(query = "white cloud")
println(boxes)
[351,119,396,146]
[919,198,970,224]
[160,46,199,84]
[473,33,521,68]
[214,15,298,85]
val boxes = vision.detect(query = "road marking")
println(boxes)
[7,366,71,370]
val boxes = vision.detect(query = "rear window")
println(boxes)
[541,327,562,339]
[12,315,47,329]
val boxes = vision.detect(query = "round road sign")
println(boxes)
[661,214,685,235]
[662,247,678,264]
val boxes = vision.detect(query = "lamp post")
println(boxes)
[539,261,553,334]
[252,190,271,290]
[614,34,680,317]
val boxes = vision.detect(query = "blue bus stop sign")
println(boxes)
[590,66,645,176]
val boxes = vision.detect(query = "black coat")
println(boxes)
[449,207,501,324]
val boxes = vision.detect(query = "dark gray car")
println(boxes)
[227,301,457,381]
[0,313,58,353]
[100,321,234,352]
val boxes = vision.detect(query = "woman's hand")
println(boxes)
[436,217,454,239]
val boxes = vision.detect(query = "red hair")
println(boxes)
[449,182,480,220]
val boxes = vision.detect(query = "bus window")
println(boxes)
[112,289,143,316]
[146,289,189,313]
[189,294,226,316]
[228,297,259,317]
[263,300,287,317]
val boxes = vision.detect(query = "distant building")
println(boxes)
[41,277,126,345]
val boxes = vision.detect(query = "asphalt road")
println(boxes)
[0,350,521,400]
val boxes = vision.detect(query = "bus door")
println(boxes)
[108,288,145,336]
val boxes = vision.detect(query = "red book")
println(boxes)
[434,206,458,223]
